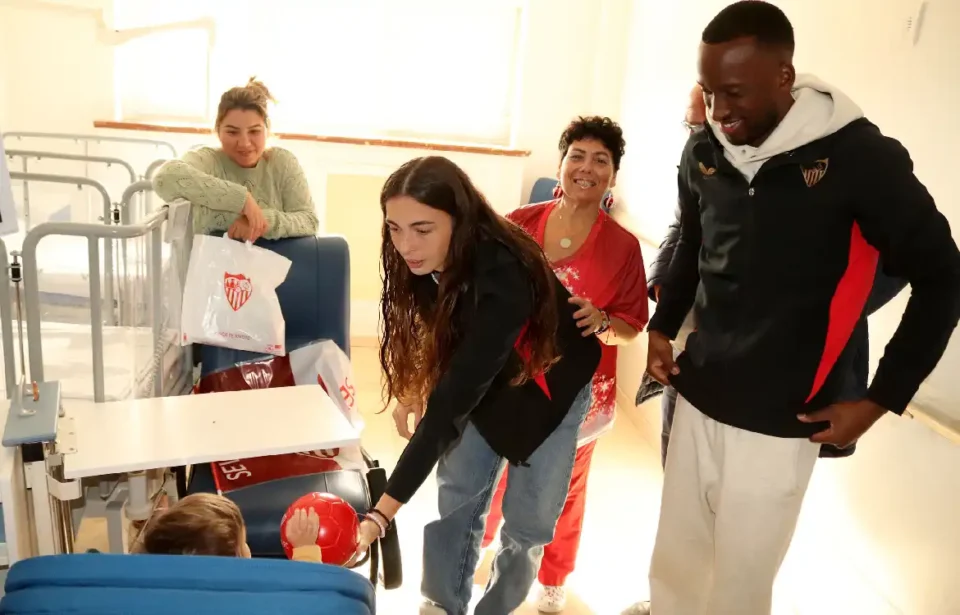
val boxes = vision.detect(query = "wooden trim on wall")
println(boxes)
[93,120,531,158]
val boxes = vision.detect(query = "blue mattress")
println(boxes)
[0,553,376,614]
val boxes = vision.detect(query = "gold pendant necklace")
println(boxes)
[555,205,574,249]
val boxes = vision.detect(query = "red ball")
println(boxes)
[280,492,360,566]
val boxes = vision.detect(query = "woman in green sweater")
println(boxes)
[153,78,319,242]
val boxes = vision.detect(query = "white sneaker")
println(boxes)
[419,600,447,615]
[620,600,651,615]
[536,585,567,613]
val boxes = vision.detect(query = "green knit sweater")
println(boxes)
[152,146,319,240]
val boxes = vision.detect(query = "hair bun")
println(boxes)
[245,76,276,104]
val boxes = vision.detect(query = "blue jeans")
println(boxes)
[421,385,591,615]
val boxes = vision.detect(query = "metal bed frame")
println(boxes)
[2,132,177,161]
[8,173,119,326]
[6,174,161,328]
[1,202,194,557]
[6,150,137,229]
[6,149,137,230]
[0,240,16,397]
[2,133,177,220]
[20,205,192,403]
[144,158,168,180]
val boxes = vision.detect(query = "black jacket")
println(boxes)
[647,204,907,312]
[385,239,601,503]
[650,118,960,439]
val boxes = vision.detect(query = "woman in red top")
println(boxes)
[483,116,650,613]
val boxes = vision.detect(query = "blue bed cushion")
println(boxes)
[0,553,375,615]
[188,466,370,558]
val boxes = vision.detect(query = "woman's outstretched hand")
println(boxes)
[346,518,382,566]
[392,400,423,440]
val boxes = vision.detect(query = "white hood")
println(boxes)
[712,74,864,182]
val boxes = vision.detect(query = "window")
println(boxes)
[112,0,526,145]
[112,0,219,124]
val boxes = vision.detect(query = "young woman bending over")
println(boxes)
[352,156,601,615]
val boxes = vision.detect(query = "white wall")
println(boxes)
[0,0,631,337]
[515,0,632,193]
[0,0,631,199]
[616,1,960,614]
[0,15,9,127]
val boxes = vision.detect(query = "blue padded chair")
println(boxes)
[0,553,375,614]
[183,235,401,590]
[529,177,559,204]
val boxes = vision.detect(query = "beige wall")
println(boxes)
[324,173,389,337]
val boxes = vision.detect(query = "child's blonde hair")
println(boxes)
[133,493,245,557]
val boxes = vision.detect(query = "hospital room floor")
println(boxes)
[72,345,811,614]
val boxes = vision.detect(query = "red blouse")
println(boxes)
[508,200,649,445]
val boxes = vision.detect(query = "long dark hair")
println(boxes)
[379,156,560,407]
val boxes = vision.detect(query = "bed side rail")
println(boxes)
[20,207,170,403]
[0,239,15,395]
[144,159,168,181]
[2,132,177,159]
[5,150,137,185]
[8,172,119,325]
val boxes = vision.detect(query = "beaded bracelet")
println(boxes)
[595,310,611,336]
[365,509,389,539]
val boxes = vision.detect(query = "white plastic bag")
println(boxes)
[180,233,292,355]
[288,340,365,432]
[161,248,183,341]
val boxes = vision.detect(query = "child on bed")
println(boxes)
[133,493,323,562]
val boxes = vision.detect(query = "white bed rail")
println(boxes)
[6,150,137,185]
[0,240,16,396]
[8,171,116,228]
[2,132,177,160]
[20,207,175,403]
[144,159,169,181]
[6,151,137,221]
[8,172,119,328]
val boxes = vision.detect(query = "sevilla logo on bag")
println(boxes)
[224,272,253,311]
[318,374,357,410]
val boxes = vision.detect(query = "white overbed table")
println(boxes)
[62,385,360,480]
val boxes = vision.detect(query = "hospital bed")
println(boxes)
[4,172,166,320]
[6,172,120,312]
[2,131,177,169]
[3,132,177,229]
[5,149,137,231]
[0,181,187,405]
[0,205,401,605]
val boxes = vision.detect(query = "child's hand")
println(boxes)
[284,508,320,549]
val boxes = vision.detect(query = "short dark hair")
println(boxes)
[133,493,245,557]
[702,1,795,55]
[558,116,626,171]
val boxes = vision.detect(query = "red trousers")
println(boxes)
[482,441,597,587]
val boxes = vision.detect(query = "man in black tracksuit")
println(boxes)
[638,85,908,467]
[645,184,908,462]
[638,3,960,615]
